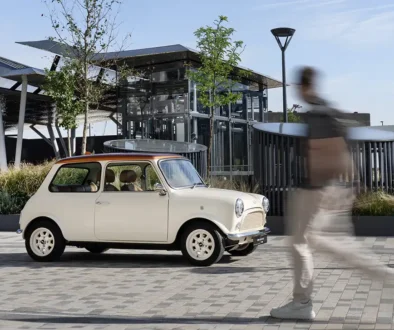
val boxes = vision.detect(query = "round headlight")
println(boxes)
[262,196,270,213]
[235,198,244,218]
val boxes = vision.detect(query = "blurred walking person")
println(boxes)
[270,67,394,320]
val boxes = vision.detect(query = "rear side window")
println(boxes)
[52,167,88,185]
[49,162,101,193]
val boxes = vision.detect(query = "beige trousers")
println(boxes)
[286,185,394,302]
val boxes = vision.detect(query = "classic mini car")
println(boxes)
[17,153,270,266]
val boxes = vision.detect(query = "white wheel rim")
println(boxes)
[186,229,215,261]
[30,228,55,257]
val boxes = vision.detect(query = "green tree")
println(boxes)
[281,108,302,123]
[43,61,83,156]
[187,15,249,177]
[44,0,132,155]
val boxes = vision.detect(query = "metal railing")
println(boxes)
[252,123,394,216]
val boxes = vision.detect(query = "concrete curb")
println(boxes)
[0,215,20,232]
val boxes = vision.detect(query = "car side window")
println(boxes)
[49,162,101,193]
[105,163,144,192]
[145,164,162,191]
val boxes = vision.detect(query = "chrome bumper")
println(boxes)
[227,227,270,241]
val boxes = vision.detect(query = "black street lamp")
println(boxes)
[271,27,295,123]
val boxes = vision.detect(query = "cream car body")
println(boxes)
[18,153,270,266]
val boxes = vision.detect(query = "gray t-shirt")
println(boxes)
[302,97,348,188]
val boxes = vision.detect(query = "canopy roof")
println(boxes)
[1,67,46,87]
[0,56,30,76]
[18,40,284,88]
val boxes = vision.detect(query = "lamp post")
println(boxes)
[271,27,295,123]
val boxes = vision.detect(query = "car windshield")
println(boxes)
[159,159,205,188]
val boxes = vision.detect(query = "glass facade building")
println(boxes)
[114,45,282,176]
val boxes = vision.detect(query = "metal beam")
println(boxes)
[10,82,21,91]
[109,112,122,128]
[0,99,7,172]
[55,124,68,157]
[30,124,52,147]
[50,55,61,71]
[47,125,60,159]
[70,127,76,155]
[14,75,28,168]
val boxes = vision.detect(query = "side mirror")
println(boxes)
[153,183,164,191]
[154,183,167,196]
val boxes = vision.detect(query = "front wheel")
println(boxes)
[25,220,66,262]
[228,243,257,256]
[181,223,224,266]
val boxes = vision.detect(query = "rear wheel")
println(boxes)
[228,243,257,257]
[25,220,65,262]
[181,222,225,267]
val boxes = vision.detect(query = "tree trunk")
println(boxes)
[67,129,72,157]
[207,106,214,179]
[81,103,89,155]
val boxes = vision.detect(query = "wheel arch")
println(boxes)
[23,216,64,240]
[174,218,227,248]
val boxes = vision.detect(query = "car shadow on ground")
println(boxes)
[0,314,375,327]
[0,252,240,269]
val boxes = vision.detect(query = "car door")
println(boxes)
[46,161,103,241]
[94,161,169,242]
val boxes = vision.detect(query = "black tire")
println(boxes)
[25,220,66,262]
[228,243,257,257]
[181,222,225,267]
[85,245,109,254]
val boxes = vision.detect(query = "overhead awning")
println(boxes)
[0,67,46,87]
[17,39,76,58]
[18,39,284,89]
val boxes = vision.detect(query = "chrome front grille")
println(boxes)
[240,211,265,231]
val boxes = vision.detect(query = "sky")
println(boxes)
[1,0,394,138]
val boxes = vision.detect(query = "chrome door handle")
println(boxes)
[96,201,110,205]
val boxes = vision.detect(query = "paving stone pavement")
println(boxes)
[0,233,394,329]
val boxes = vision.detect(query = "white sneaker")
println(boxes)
[270,300,316,320]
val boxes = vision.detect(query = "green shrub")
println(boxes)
[0,191,30,215]
[0,162,53,197]
[0,162,53,215]
[353,191,394,216]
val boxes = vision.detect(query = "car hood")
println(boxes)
[176,187,264,211]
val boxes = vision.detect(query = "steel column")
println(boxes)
[14,75,28,168]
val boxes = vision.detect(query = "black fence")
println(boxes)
[103,139,208,179]
[252,123,394,216]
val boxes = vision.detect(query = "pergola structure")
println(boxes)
[1,39,283,176]
[0,53,118,171]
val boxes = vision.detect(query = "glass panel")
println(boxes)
[151,94,187,115]
[151,68,186,82]
[105,164,143,192]
[196,117,210,147]
[145,164,162,191]
[144,116,186,141]
[160,159,204,188]
[231,93,246,120]
[49,163,101,193]
[212,121,230,173]
[246,95,261,122]
[232,123,248,172]
[52,167,88,185]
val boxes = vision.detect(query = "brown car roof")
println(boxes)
[56,153,183,165]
